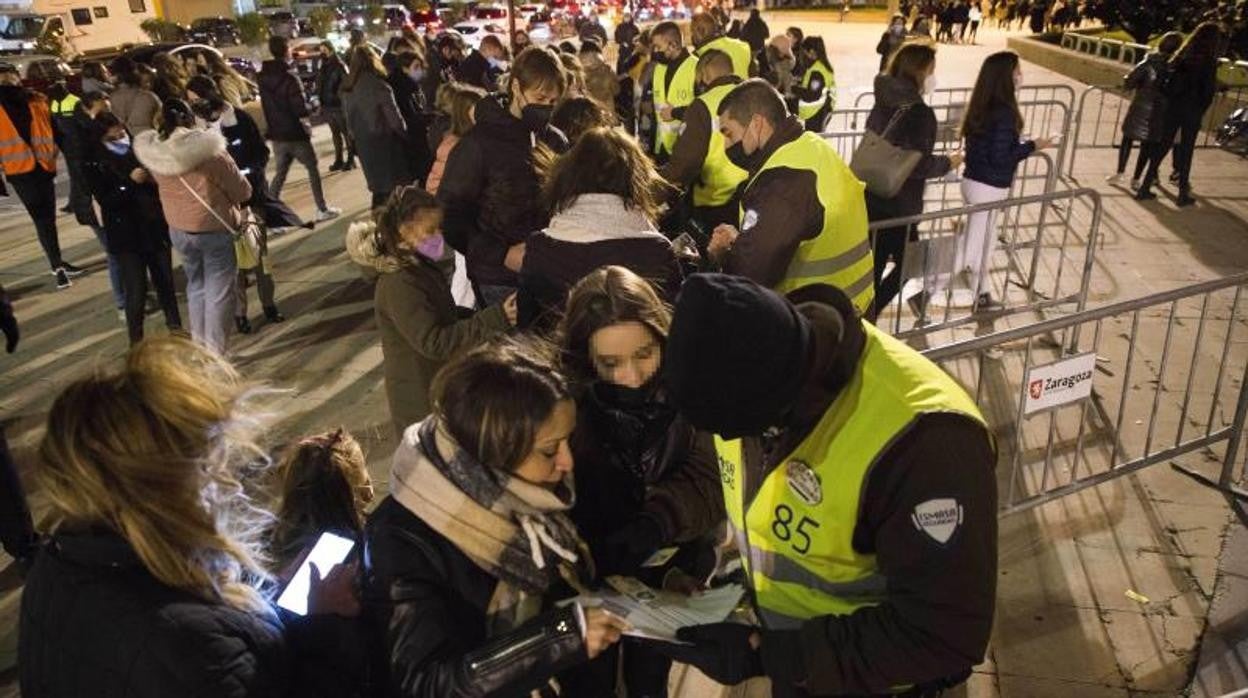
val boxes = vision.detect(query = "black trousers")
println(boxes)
[9,171,62,270]
[871,223,915,320]
[1115,138,1152,180]
[1143,110,1203,191]
[324,108,355,165]
[117,245,181,344]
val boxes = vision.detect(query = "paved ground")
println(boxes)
[1,11,1247,697]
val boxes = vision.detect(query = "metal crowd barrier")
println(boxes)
[838,92,1075,178]
[870,185,1100,344]
[821,129,1057,212]
[1067,83,1248,177]
[922,272,1248,515]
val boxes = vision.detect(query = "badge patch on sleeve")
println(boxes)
[911,499,963,544]
[742,209,759,231]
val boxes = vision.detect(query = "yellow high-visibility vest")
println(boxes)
[652,53,697,157]
[690,82,747,208]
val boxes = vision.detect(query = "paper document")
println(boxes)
[578,576,745,641]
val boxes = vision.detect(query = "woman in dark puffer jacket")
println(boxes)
[558,265,726,698]
[1107,32,1181,188]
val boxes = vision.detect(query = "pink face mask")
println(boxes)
[415,233,445,261]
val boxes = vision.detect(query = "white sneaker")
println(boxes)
[314,207,341,222]
[1105,173,1123,184]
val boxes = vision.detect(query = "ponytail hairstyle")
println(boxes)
[157,98,197,139]
[37,337,278,612]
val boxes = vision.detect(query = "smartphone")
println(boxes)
[275,531,355,616]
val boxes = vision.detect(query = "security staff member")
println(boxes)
[707,79,874,315]
[659,49,746,231]
[650,21,697,162]
[691,13,752,79]
[657,274,998,697]
[794,36,836,132]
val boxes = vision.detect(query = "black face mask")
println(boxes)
[595,375,661,408]
[520,103,553,131]
[726,140,753,171]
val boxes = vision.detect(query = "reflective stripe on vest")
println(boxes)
[798,61,836,121]
[715,322,988,630]
[0,98,58,176]
[698,36,751,78]
[742,131,874,313]
[652,54,697,156]
[691,83,748,207]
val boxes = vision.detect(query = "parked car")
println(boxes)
[410,8,443,35]
[0,53,80,93]
[452,20,508,50]
[517,3,546,22]
[470,3,509,21]
[261,9,299,38]
[381,3,411,30]
[188,17,241,46]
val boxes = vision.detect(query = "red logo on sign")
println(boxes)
[1028,379,1044,400]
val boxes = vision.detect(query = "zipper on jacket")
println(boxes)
[467,620,571,675]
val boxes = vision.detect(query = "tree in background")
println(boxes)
[236,12,271,46]
[308,7,338,37]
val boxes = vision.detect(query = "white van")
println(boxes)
[0,0,155,58]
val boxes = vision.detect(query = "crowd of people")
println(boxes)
[0,4,1234,697]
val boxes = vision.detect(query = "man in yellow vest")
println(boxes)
[0,64,83,289]
[706,79,874,315]
[657,274,998,697]
[659,49,746,231]
[649,21,697,163]
[691,12,753,79]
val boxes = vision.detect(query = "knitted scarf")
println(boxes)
[390,417,593,633]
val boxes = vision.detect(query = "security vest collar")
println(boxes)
[740,116,803,177]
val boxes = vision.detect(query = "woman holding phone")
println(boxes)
[20,337,359,697]
[364,338,628,697]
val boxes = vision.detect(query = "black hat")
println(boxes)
[665,274,813,438]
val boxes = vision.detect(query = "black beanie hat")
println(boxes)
[665,274,813,438]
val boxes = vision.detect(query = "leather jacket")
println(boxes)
[363,497,588,697]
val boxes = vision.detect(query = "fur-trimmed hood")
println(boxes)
[345,220,401,274]
[133,127,229,177]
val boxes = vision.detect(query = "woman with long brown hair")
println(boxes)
[342,46,414,208]
[929,50,1055,312]
[558,265,724,697]
[1137,21,1225,205]
[20,337,359,697]
[519,126,681,329]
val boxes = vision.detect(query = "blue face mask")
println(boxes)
[105,135,131,155]
[409,67,426,83]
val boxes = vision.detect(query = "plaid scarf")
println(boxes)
[390,417,593,632]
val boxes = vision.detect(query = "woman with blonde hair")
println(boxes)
[19,337,358,697]
[204,49,257,108]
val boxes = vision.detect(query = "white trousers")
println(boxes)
[957,177,1011,296]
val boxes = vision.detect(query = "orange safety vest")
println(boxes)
[0,97,57,176]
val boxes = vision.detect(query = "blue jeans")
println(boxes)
[170,228,237,354]
[91,226,125,310]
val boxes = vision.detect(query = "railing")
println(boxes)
[922,272,1248,515]
[1067,83,1248,177]
[1060,31,1151,65]
[870,185,1100,345]
[838,91,1076,176]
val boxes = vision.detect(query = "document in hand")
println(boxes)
[578,576,746,641]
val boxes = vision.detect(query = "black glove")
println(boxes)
[653,623,764,686]
[598,515,664,576]
[1,297,17,354]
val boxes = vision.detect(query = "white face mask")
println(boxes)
[923,72,938,97]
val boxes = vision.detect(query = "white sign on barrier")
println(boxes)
[1023,352,1097,416]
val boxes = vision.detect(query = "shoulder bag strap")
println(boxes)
[177,175,238,235]
[878,102,917,141]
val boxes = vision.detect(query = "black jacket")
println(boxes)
[455,50,495,91]
[569,384,724,582]
[1121,53,1172,142]
[84,140,168,254]
[258,59,311,142]
[388,71,434,184]
[219,108,305,229]
[963,104,1035,189]
[20,530,293,697]
[741,13,770,55]
[863,74,953,221]
[362,497,588,698]
[437,94,569,288]
[59,107,98,162]
[743,286,997,697]
[317,54,347,110]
